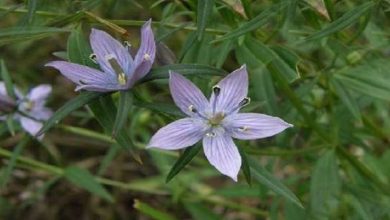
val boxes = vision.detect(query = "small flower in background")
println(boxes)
[0,82,52,139]
[46,20,156,92]
[147,66,293,181]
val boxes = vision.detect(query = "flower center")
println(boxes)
[208,112,225,126]
[106,54,127,85]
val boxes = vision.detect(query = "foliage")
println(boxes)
[0,0,390,219]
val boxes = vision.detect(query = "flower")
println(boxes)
[147,66,293,181]
[0,82,53,139]
[46,20,156,92]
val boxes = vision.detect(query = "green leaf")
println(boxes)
[0,26,69,46]
[141,64,227,83]
[244,37,299,83]
[211,2,288,43]
[304,1,375,42]
[330,78,361,120]
[0,136,29,188]
[67,27,97,67]
[134,199,177,220]
[64,166,114,202]
[37,91,103,136]
[89,95,140,162]
[0,60,16,99]
[238,146,251,185]
[184,202,221,220]
[249,158,303,208]
[134,100,184,117]
[112,91,133,137]
[309,150,341,218]
[196,0,214,40]
[165,144,202,183]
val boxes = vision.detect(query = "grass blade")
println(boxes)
[112,90,133,137]
[196,0,214,40]
[0,60,16,99]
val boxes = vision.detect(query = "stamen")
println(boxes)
[89,53,97,63]
[124,41,131,47]
[188,104,207,120]
[106,54,127,85]
[212,85,221,114]
[238,126,249,132]
[143,53,151,61]
[205,132,216,137]
[239,97,251,107]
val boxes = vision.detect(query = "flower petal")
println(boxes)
[129,19,156,85]
[27,84,51,104]
[169,72,209,116]
[46,61,119,92]
[147,117,207,150]
[20,116,44,139]
[223,113,293,140]
[90,28,133,75]
[210,65,248,114]
[203,132,241,181]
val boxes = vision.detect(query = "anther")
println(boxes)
[238,126,249,132]
[106,54,127,85]
[239,97,251,107]
[188,105,197,113]
[143,53,151,61]
[89,53,97,63]
[124,41,131,47]
[212,85,221,97]
[205,132,216,137]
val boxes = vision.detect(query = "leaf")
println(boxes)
[249,158,304,208]
[309,150,341,218]
[66,27,97,67]
[330,78,361,120]
[0,60,16,99]
[134,199,177,220]
[184,202,221,220]
[165,144,202,183]
[196,0,214,40]
[244,37,299,83]
[133,100,184,117]
[0,136,29,188]
[37,91,103,136]
[303,1,374,41]
[64,166,114,202]
[141,64,227,83]
[112,91,133,137]
[211,2,288,43]
[0,26,69,46]
[238,146,251,185]
[89,95,140,162]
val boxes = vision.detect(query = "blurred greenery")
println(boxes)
[1,0,390,219]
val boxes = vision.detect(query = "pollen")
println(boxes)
[143,53,151,61]
[205,132,216,137]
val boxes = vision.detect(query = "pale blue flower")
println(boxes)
[46,20,155,92]
[147,66,293,181]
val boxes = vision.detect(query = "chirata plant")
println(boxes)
[147,66,293,181]
[0,82,52,139]
[46,20,155,92]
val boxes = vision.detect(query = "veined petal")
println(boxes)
[169,72,209,116]
[210,65,248,114]
[20,116,44,139]
[46,61,118,91]
[30,107,53,121]
[203,132,241,181]
[147,117,207,150]
[90,29,133,75]
[129,19,156,85]
[27,84,51,104]
[223,113,293,140]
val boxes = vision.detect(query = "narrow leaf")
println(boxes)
[67,27,97,67]
[134,199,177,220]
[133,100,184,117]
[249,158,303,208]
[197,0,214,40]
[112,91,133,137]
[0,60,16,99]
[238,146,251,185]
[166,144,202,183]
[64,166,114,202]
[211,2,288,43]
[37,91,103,136]
[304,1,374,41]
[330,78,361,120]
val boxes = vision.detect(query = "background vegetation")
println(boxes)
[0,0,390,219]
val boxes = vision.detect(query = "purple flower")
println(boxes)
[147,66,293,181]
[0,82,52,139]
[46,20,156,92]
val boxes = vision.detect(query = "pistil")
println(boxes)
[106,54,127,85]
